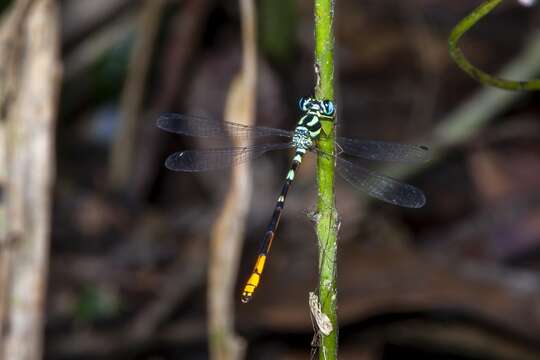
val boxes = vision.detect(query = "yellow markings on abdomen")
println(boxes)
[254,254,266,273]
[241,254,267,303]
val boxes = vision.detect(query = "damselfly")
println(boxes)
[157,97,428,303]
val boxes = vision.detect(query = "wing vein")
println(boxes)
[336,137,430,162]
[157,113,293,139]
[165,143,293,172]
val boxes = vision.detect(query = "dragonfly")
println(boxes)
[157,97,428,303]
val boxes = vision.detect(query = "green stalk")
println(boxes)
[314,0,338,359]
[449,0,540,90]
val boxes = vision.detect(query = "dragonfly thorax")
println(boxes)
[297,113,322,138]
[292,126,314,151]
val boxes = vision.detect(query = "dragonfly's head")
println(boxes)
[298,97,335,118]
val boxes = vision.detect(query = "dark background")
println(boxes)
[18,0,540,358]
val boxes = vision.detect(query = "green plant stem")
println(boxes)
[449,0,540,90]
[314,0,338,359]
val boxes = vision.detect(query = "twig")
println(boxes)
[207,0,256,359]
[49,316,207,358]
[150,0,209,111]
[130,0,211,200]
[62,0,138,52]
[47,241,206,358]
[0,0,61,358]
[381,29,540,184]
[63,10,136,82]
[449,0,540,90]
[109,0,166,191]
[126,255,205,342]
[314,0,339,359]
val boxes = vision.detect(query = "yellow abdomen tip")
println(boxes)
[240,293,252,303]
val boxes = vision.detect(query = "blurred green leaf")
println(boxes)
[75,285,120,323]
[92,35,133,103]
[259,0,296,64]
[0,0,14,14]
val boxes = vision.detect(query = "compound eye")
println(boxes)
[323,100,335,116]
[298,97,309,111]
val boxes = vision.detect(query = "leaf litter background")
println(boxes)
[29,0,540,358]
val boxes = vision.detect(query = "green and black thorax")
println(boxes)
[292,97,335,158]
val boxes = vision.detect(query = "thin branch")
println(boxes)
[207,0,257,359]
[380,29,540,184]
[449,0,540,90]
[109,0,166,191]
[130,0,211,201]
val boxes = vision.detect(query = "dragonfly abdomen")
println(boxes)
[240,151,304,303]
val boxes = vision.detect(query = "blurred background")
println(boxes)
[2,0,540,359]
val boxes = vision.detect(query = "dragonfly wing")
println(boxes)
[336,137,430,162]
[157,113,293,139]
[336,156,426,208]
[165,142,294,172]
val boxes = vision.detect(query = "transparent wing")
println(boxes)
[157,113,293,139]
[165,142,293,172]
[336,137,430,162]
[335,156,426,208]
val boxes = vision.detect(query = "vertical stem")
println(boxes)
[314,0,338,359]
[207,0,255,359]
[0,0,61,358]
[109,0,165,191]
